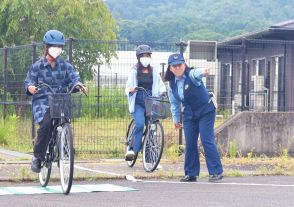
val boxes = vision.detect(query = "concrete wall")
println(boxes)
[215,112,294,156]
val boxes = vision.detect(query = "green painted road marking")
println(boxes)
[0,184,137,195]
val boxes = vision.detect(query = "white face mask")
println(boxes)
[48,47,63,59]
[140,57,151,67]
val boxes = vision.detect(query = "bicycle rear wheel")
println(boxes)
[125,119,138,167]
[59,123,74,195]
[142,121,164,172]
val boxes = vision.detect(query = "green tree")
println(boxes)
[106,0,294,42]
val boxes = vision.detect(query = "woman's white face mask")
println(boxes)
[140,57,151,67]
[48,47,63,59]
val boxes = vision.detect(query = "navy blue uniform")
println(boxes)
[168,67,223,177]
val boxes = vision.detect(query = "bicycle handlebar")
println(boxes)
[134,86,167,99]
[134,86,148,94]
[36,81,87,96]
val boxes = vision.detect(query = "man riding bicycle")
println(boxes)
[24,30,87,173]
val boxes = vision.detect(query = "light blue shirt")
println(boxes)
[125,66,167,113]
[168,68,204,123]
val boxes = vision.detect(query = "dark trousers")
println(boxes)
[34,110,53,160]
[183,109,223,176]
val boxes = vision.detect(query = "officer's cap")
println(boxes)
[168,53,185,66]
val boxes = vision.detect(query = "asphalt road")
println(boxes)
[1,176,294,207]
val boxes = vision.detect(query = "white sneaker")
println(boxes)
[125,150,135,161]
[156,164,162,170]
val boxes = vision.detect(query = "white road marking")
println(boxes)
[74,165,138,181]
[139,180,294,187]
[74,165,294,187]
[74,165,122,176]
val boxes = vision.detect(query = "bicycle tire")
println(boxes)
[125,119,138,167]
[59,123,74,195]
[142,121,164,172]
[39,150,52,187]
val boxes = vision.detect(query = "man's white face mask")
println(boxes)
[48,47,63,59]
[140,57,151,67]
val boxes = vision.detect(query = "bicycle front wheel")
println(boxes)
[142,121,164,172]
[125,119,138,167]
[59,123,74,195]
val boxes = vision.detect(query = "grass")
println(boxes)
[221,156,294,176]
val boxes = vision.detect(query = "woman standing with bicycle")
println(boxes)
[125,44,166,161]
[25,30,87,173]
[165,53,223,182]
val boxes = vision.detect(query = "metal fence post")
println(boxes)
[3,47,8,120]
[231,49,234,108]
[282,43,286,111]
[97,63,101,117]
[115,72,118,87]
[31,42,37,139]
[160,62,166,80]
[241,38,247,111]
[68,38,73,64]
[176,42,187,147]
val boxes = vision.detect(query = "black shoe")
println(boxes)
[180,175,197,182]
[209,174,223,182]
[31,157,41,173]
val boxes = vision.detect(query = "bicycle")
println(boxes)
[35,81,86,195]
[125,87,169,172]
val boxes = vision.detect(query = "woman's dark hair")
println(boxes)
[164,64,191,82]
[164,65,174,82]
[136,61,152,76]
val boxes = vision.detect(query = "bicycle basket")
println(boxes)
[48,94,82,119]
[145,97,170,119]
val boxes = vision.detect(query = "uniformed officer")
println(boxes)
[165,53,223,182]
[25,30,87,173]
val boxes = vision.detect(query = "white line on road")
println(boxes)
[139,180,294,187]
[74,165,142,181]
[74,165,294,188]
[74,165,122,176]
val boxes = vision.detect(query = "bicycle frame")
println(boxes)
[36,81,85,163]
[35,81,86,194]
[125,87,166,172]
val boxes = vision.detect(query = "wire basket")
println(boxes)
[145,97,170,120]
[48,94,82,119]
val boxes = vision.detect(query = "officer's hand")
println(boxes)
[174,122,183,129]
[203,68,210,76]
[28,85,38,94]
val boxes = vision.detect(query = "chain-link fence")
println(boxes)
[1,38,293,156]
[0,40,182,156]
